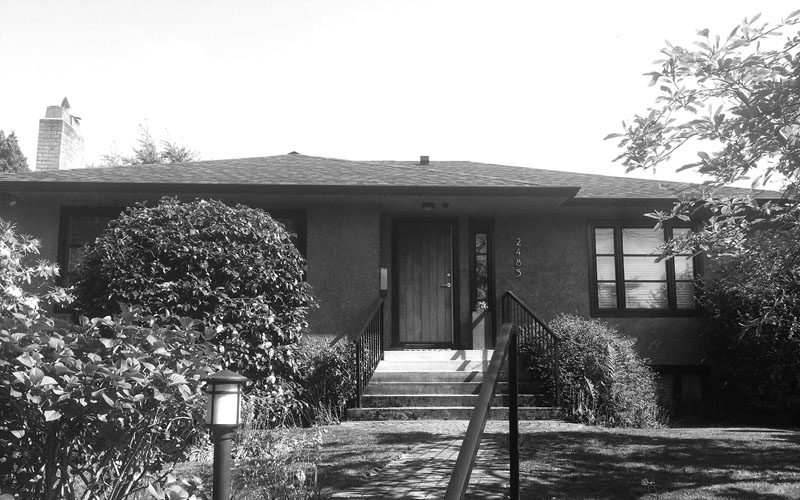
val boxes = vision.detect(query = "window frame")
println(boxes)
[57,206,126,288]
[468,218,494,313]
[587,221,702,317]
[57,205,308,288]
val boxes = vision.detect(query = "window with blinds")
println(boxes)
[590,224,697,314]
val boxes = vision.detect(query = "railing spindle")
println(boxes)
[351,298,385,409]
[500,291,561,406]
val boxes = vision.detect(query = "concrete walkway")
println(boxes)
[329,420,568,499]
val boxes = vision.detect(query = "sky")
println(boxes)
[1,1,797,183]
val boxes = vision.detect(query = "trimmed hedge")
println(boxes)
[72,197,314,418]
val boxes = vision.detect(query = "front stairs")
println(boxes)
[347,350,564,420]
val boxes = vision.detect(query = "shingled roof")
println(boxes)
[0,153,776,199]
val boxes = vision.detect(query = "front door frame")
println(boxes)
[391,217,461,348]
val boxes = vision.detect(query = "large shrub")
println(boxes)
[0,308,219,499]
[698,227,800,425]
[522,314,659,427]
[72,197,314,415]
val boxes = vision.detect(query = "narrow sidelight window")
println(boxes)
[469,219,493,313]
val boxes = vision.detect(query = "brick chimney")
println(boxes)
[36,97,84,171]
[419,155,429,165]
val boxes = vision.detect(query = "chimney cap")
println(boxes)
[61,97,71,109]
[419,155,429,165]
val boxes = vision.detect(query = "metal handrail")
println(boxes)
[501,291,561,406]
[445,323,519,500]
[501,291,561,340]
[353,297,384,408]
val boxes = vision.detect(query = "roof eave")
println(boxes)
[564,193,783,206]
[0,181,581,198]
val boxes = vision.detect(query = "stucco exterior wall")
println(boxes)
[494,212,703,365]
[0,199,61,263]
[304,205,381,338]
[0,193,703,365]
[0,196,381,342]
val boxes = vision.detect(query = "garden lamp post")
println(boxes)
[205,369,248,500]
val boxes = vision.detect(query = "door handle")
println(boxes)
[441,283,452,288]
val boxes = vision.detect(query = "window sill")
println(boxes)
[591,308,702,318]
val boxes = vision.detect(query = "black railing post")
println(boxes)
[355,341,362,408]
[350,297,385,411]
[554,341,561,407]
[509,327,519,500]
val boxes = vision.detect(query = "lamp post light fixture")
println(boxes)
[205,369,249,500]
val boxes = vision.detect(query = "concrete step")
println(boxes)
[361,394,543,408]
[347,406,566,421]
[375,360,490,372]
[364,380,538,394]
[369,370,516,383]
[370,371,485,383]
[364,382,482,395]
[382,350,490,361]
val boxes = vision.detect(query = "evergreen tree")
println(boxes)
[0,130,29,173]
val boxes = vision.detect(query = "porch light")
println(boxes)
[205,369,248,427]
[205,369,248,500]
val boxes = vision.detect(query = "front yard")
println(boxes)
[178,420,800,498]
[514,423,800,498]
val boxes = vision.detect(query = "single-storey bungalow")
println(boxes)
[0,150,770,411]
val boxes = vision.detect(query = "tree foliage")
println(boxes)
[0,130,29,173]
[0,219,71,320]
[100,126,198,167]
[698,226,800,424]
[608,11,800,257]
[72,198,313,419]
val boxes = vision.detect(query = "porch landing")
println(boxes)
[347,350,564,421]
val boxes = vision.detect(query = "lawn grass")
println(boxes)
[176,421,800,498]
[512,424,800,499]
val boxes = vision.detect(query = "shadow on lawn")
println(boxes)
[317,430,450,491]
[475,429,800,499]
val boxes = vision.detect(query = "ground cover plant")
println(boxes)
[521,314,659,427]
[72,197,314,422]
[293,338,356,426]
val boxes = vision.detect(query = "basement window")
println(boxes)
[589,224,698,316]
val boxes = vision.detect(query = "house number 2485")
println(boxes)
[514,237,522,277]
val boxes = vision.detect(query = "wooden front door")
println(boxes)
[395,219,454,346]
